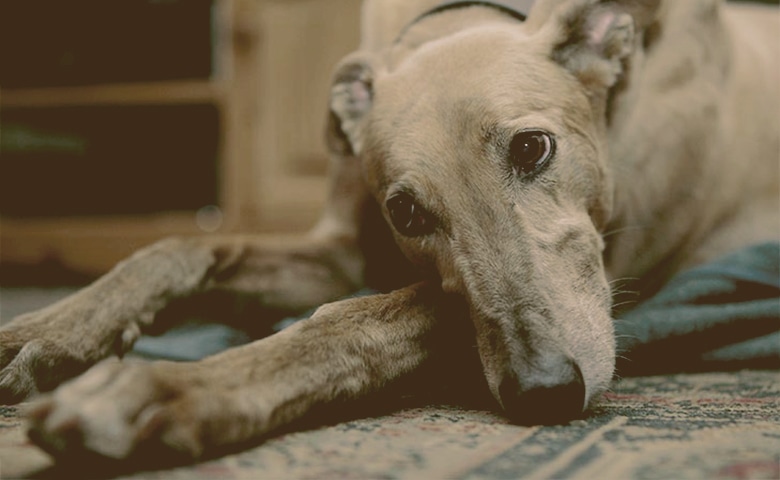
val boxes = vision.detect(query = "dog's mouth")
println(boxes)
[466,300,612,426]
[445,230,616,426]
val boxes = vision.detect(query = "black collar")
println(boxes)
[404,0,536,33]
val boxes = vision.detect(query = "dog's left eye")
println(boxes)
[386,192,435,237]
[509,130,555,179]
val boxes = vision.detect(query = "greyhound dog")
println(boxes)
[0,0,777,463]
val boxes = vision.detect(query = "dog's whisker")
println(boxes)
[610,300,639,311]
[609,290,640,298]
[608,277,640,286]
[602,224,649,239]
[612,334,641,342]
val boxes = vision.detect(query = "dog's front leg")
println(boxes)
[0,234,363,403]
[26,283,467,462]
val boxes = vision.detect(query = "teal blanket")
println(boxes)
[615,242,780,374]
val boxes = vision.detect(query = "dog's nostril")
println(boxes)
[498,358,585,426]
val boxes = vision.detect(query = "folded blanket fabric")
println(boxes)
[132,321,252,361]
[615,242,780,375]
[133,243,780,375]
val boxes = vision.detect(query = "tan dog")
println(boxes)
[0,0,777,463]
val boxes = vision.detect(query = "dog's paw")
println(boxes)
[26,359,208,461]
[0,327,92,404]
[0,305,144,404]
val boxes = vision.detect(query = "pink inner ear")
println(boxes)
[349,81,371,106]
[331,77,373,153]
[587,10,618,50]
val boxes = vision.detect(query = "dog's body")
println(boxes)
[0,0,777,462]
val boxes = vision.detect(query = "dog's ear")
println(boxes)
[327,55,374,156]
[539,0,660,94]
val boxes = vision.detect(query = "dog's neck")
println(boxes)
[411,1,535,25]
[397,0,535,42]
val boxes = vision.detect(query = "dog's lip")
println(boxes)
[463,291,615,414]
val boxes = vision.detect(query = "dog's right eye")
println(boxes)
[386,192,435,237]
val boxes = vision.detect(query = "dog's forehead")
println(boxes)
[373,26,576,131]
[385,26,542,93]
[365,28,576,181]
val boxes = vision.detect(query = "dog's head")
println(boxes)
[329,0,659,424]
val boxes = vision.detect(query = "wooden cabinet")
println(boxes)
[0,0,362,276]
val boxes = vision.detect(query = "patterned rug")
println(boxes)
[1,370,777,479]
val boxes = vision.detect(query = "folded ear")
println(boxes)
[327,54,375,156]
[547,0,660,93]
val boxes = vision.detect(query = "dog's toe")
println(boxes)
[0,334,96,404]
[24,360,202,461]
[0,344,41,404]
[27,403,83,457]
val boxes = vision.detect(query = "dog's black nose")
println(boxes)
[498,356,585,425]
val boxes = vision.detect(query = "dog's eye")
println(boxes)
[386,192,435,237]
[509,130,554,179]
